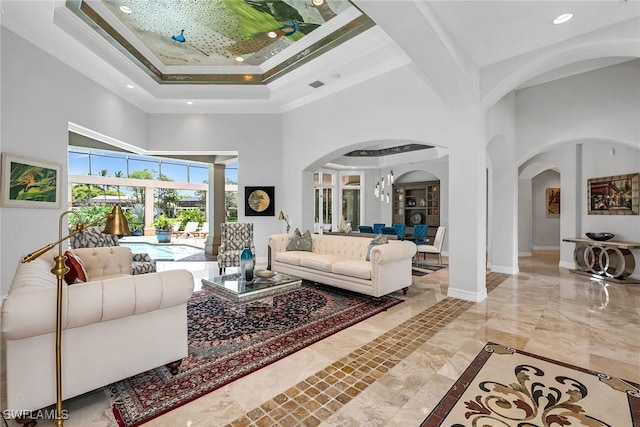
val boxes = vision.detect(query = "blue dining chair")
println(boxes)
[381,226,397,236]
[412,224,428,245]
[373,223,385,234]
[392,223,406,240]
[358,225,374,233]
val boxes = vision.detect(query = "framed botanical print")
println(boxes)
[587,173,639,215]
[0,153,61,208]
[245,186,275,216]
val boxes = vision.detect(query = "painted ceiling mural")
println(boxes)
[103,0,353,67]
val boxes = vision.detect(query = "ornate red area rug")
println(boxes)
[105,283,401,426]
[421,342,640,427]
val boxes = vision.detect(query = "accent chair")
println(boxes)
[217,222,255,274]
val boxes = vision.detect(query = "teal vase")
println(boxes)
[239,245,254,282]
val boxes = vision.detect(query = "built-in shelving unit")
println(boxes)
[392,181,440,241]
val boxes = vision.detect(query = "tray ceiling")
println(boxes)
[69,0,375,84]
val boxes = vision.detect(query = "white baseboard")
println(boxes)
[559,261,574,270]
[491,265,519,275]
[532,246,560,250]
[447,287,488,302]
[519,252,532,257]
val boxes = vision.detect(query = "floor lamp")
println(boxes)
[278,210,291,233]
[21,206,129,426]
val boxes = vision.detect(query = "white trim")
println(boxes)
[532,246,561,250]
[519,252,533,257]
[447,287,488,302]
[559,261,575,270]
[490,265,519,275]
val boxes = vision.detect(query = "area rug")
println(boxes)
[421,342,640,427]
[105,282,402,427]
[412,262,446,277]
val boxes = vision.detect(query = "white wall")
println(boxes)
[147,114,283,257]
[516,60,640,164]
[532,170,561,249]
[1,28,149,295]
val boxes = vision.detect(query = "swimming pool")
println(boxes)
[119,242,203,261]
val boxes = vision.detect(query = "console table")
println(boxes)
[563,238,640,284]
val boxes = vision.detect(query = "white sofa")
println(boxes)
[269,233,416,297]
[1,246,194,414]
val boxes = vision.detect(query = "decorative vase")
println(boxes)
[239,245,254,282]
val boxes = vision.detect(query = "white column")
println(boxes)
[489,160,519,274]
[143,186,155,236]
[518,178,533,256]
[447,109,487,302]
[559,144,581,270]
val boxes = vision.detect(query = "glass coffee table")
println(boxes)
[201,271,302,305]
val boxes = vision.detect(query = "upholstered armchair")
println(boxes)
[69,226,156,275]
[217,223,255,274]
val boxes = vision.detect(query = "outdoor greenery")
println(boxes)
[152,214,175,232]
[176,209,206,230]
[68,205,114,229]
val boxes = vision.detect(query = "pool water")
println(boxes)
[119,242,203,261]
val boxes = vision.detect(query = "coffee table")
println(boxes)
[201,271,302,305]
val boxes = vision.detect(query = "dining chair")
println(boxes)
[372,223,385,234]
[392,223,406,240]
[412,224,428,245]
[416,226,446,264]
[358,225,374,233]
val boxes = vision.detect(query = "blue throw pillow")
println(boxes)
[365,235,388,261]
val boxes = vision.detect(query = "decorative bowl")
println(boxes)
[254,270,276,279]
[586,232,615,241]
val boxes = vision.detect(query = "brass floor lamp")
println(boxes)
[21,206,129,426]
[278,210,291,233]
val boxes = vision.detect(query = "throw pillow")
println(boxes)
[366,235,389,261]
[64,250,89,284]
[286,228,313,251]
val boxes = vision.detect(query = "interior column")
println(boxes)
[205,163,226,256]
[447,109,488,302]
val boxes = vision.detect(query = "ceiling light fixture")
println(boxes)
[235,56,244,62]
[267,31,278,39]
[553,13,573,24]
[312,0,324,6]
[119,5,132,14]
[186,101,193,105]
[126,84,134,89]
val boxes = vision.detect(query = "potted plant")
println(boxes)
[153,214,175,243]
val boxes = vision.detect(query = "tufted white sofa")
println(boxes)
[1,246,194,415]
[269,233,416,297]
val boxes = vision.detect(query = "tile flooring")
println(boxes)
[2,251,639,426]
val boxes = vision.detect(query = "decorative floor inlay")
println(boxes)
[227,273,510,426]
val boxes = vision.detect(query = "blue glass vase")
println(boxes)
[239,245,254,282]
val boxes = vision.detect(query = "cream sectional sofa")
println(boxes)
[269,233,416,297]
[1,246,194,415]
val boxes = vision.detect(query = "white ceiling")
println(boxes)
[1,0,639,117]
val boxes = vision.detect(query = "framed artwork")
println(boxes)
[245,186,275,216]
[587,173,639,215]
[545,187,560,216]
[1,153,61,208]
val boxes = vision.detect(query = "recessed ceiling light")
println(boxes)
[553,13,573,25]
[126,84,134,89]
[186,101,193,105]
[312,0,324,5]
[119,5,132,14]
[267,31,278,39]
[235,56,244,62]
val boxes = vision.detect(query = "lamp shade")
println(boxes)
[103,205,130,235]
